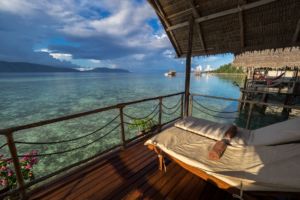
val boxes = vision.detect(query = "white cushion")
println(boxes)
[174,116,231,141]
[248,117,300,146]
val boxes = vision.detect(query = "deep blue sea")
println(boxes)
[0,73,244,181]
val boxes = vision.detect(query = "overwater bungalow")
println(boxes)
[233,48,300,115]
[0,0,300,200]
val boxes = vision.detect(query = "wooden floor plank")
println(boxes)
[187,177,206,200]
[62,147,154,200]
[152,166,188,199]
[29,139,259,200]
[165,171,194,200]
[175,176,200,200]
[30,142,147,200]
[34,144,151,200]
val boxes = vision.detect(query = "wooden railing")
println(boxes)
[1,91,299,198]
[0,92,184,199]
[190,93,300,129]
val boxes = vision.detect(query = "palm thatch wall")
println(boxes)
[232,47,300,68]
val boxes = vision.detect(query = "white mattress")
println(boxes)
[145,126,300,192]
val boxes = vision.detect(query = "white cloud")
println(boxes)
[76,67,95,71]
[35,48,51,53]
[132,54,146,60]
[89,59,101,63]
[0,0,36,14]
[163,49,174,58]
[50,53,73,61]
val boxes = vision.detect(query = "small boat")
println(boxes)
[164,70,176,77]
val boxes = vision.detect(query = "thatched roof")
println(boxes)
[233,47,300,68]
[148,0,300,58]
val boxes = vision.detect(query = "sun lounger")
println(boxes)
[145,117,300,197]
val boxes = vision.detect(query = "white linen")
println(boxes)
[174,116,232,140]
[145,126,300,192]
[248,117,300,146]
[174,116,250,146]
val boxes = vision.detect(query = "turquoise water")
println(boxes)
[0,73,245,185]
[0,73,243,128]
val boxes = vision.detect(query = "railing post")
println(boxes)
[189,95,193,116]
[119,105,126,150]
[246,103,254,129]
[180,94,184,118]
[158,97,163,131]
[6,132,26,199]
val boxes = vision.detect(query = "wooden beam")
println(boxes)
[238,0,247,50]
[167,0,276,31]
[149,0,182,56]
[292,18,300,43]
[187,0,206,52]
[184,17,194,117]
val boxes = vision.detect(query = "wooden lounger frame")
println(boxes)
[148,144,300,200]
[148,144,257,200]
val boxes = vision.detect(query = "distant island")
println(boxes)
[212,63,244,74]
[84,67,129,73]
[0,61,130,73]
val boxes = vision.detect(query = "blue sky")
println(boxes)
[0,0,233,72]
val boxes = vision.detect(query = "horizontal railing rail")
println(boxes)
[190,93,300,110]
[190,93,300,130]
[0,92,184,135]
[0,92,184,199]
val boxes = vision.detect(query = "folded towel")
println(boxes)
[208,139,228,160]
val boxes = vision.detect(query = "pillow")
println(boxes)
[175,116,233,141]
[247,117,300,146]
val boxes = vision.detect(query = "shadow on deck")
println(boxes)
[28,140,234,200]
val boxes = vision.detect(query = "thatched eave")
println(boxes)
[148,0,300,57]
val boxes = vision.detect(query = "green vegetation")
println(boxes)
[128,118,156,133]
[213,63,244,74]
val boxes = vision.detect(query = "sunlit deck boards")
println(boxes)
[28,140,235,200]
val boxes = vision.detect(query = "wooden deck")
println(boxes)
[28,140,235,200]
[28,139,299,200]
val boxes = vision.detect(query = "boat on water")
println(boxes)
[164,70,176,77]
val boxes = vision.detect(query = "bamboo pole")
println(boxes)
[158,97,163,131]
[180,94,184,118]
[119,106,126,149]
[246,103,254,129]
[6,133,26,199]
[184,17,194,117]
[189,95,193,116]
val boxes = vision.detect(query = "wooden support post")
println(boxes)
[246,103,254,129]
[184,17,194,117]
[119,106,126,149]
[189,95,193,116]
[180,94,184,118]
[6,133,26,199]
[239,75,248,111]
[158,97,163,131]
